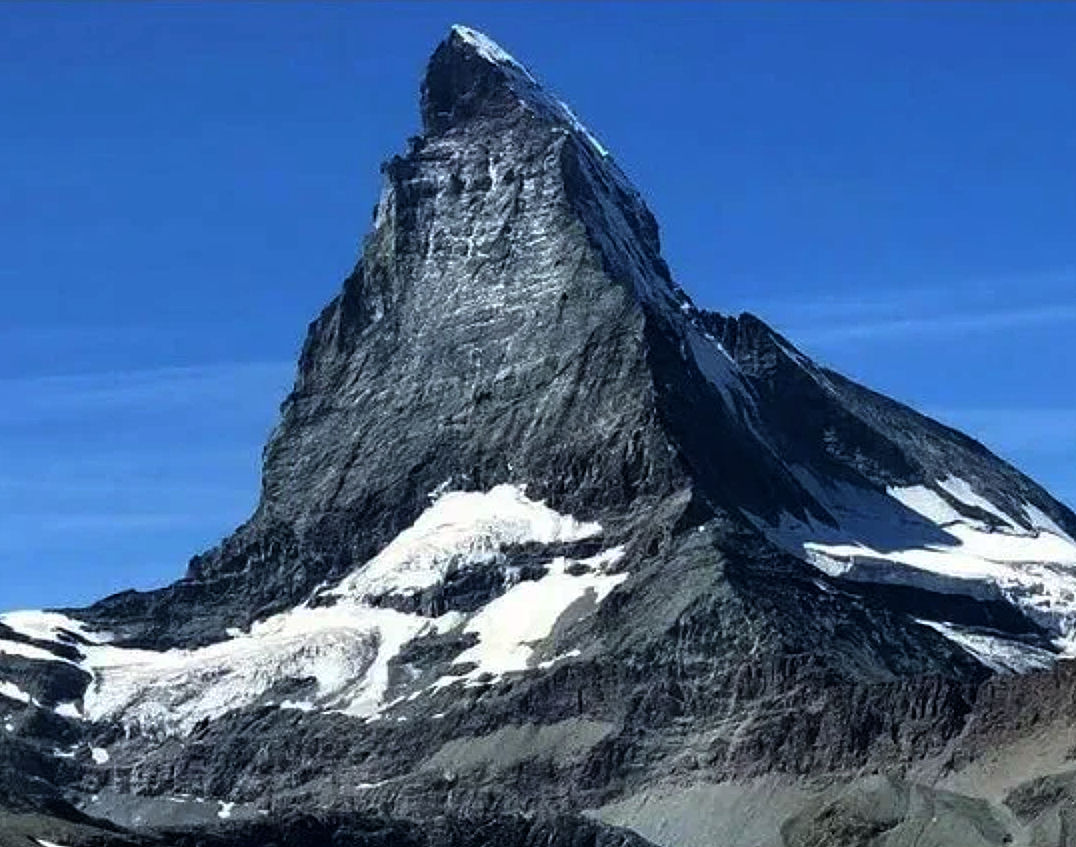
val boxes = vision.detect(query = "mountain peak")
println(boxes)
[421,25,609,156]
[448,24,527,71]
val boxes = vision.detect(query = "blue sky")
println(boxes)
[2,2,1074,611]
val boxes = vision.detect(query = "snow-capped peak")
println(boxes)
[433,25,611,158]
[450,25,527,72]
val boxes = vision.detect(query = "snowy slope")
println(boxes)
[752,471,1076,665]
[0,486,627,737]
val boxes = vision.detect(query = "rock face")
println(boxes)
[5,25,1076,847]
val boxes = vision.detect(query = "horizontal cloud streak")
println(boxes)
[0,360,287,565]
[745,265,1076,348]
[790,303,1076,346]
[0,361,294,421]
[926,407,1076,455]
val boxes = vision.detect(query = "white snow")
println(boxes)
[78,602,450,734]
[90,746,110,765]
[937,476,1017,525]
[0,680,31,704]
[1,485,627,737]
[753,469,1076,662]
[0,610,102,645]
[442,548,626,686]
[36,840,71,847]
[0,678,81,717]
[279,699,315,712]
[0,638,75,665]
[333,484,600,601]
[915,620,1056,674]
[217,801,235,820]
[887,484,966,526]
[0,610,102,668]
[1025,502,1071,538]
[54,702,81,719]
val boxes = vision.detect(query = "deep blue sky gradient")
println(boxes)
[2,2,1074,610]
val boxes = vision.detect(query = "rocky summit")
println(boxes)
[4,25,1076,847]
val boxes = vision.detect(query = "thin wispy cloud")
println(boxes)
[0,361,294,421]
[926,407,1076,455]
[793,303,1076,346]
[2,511,213,534]
[0,360,289,565]
[746,265,1076,348]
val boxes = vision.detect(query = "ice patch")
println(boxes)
[333,484,600,602]
[217,800,235,820]
[91,747,110,765]
[0,680,31,704]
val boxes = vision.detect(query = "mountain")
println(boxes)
[4,25,1076,847]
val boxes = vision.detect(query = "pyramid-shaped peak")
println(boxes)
[448,25,530,73]
[421,25,609,156]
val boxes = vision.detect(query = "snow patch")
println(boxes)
[54,702,81,719]
[1024,502,1071,538]
[452,25,525,70]
[0,610,103,645]
[79,602,451,734]
[916,620,1056,674]
[333,484,600,602]
[91,747,110,765]
[0,638,75,665]
[441,548,627,686]
[217,801,235,820]
[753,470,1076,661]
[0,680,31,704]
[937,476,1018,525]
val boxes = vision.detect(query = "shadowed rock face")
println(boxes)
[5,24,1076,847]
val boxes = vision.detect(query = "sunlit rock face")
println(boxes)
[4,24,1076,847]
